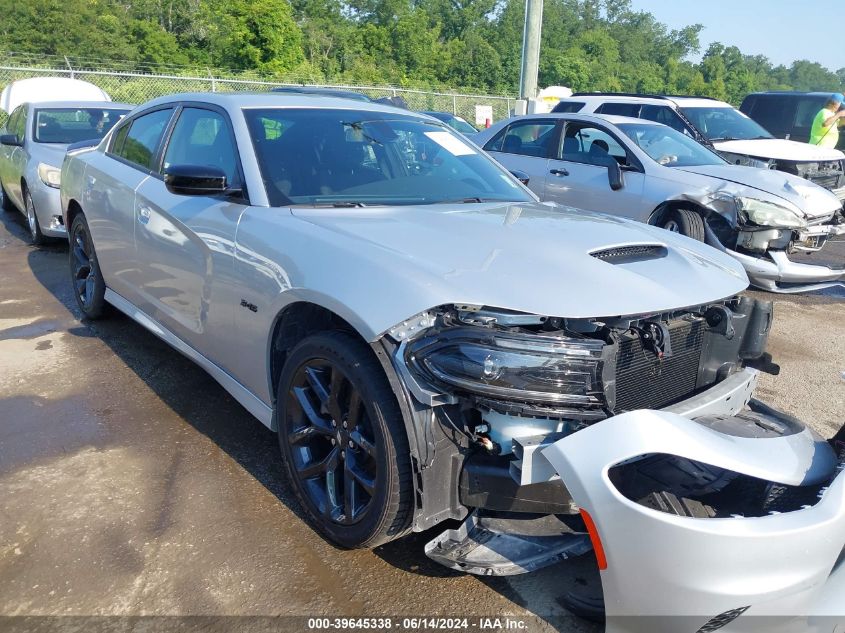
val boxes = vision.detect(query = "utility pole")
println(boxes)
[518,0,543,101]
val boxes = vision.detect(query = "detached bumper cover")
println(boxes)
[541,410,845,633]
[29,180,65,237]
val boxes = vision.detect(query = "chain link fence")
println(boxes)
[0,58,515,128]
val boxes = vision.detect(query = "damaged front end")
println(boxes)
[697,191,845,293]
[385,299,845,631]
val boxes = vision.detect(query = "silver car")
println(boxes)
[0,101,132,244]
[474,113,845,293]
[60,93,844,632]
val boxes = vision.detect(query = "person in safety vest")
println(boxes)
[809,92,845,148]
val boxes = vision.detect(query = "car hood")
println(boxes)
[675,164,843,219]
[29,143,69,168]
[291,202,748,321]
[713,138,844,162]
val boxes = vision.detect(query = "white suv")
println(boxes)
[553,93,845,201]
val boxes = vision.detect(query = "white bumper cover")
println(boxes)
[541,410,845,633]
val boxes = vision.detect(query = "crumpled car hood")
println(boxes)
[713,137,844,162]
[292,202,748,322]
[676,164,843,219]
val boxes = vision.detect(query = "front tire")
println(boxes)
[24,187,45,245]
[0,183,14,212]
[661,208,705,242]
[276,331,413,548]
[69,213,107,319]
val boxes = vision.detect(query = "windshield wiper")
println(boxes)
[438,197,510,204]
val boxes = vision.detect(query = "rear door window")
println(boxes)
[111,108,174,171]
[486,120,558,157]
[595,103,642,117]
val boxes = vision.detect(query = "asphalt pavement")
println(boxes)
[0,207,842,633]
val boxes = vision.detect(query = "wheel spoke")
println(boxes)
[74,278,87,296]
[288,423,332,445]
[73,245,89,268]
[349,429,376,458]
[304,366,330,405]
[344,467,358,521]
[292,386,333,433]
[345,455,375,496]
[346,389,362,429]
[297,445,340,480]
[327,369,345,422]
[84,276,95,302]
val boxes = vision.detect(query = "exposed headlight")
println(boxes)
[37,163,61,188]
[739,197,806,229]
[406,327,606,405]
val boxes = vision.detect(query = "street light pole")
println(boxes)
[518,0,543,101]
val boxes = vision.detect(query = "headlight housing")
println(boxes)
[739,197,806,229]
[406,327,606,406]
[37,163,61,188]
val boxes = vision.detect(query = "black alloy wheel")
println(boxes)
[69,213,107,319]
[277,331,412,548]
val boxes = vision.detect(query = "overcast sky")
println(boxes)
[627,0,844,70]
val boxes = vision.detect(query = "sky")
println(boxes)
[627,0,843,70]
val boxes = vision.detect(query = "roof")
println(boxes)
[28,101,134,110]
[566,93,732,109]
[137,91,421,117]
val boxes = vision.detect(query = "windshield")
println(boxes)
[244,108,533,207]
[33,107,129,144]
[445,115,478,135]
[618,122,727,167]
[680,106,773,141]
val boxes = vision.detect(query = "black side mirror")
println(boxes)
[0,134,22,147]
[164,164,229,196]
[607,160,624,191]
[509,170,530,186]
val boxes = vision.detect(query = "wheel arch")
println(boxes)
[267,299,427,522]
[647,199,708,227]
[65,198,84,232]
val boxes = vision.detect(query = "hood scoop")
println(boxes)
[590,244,668,264]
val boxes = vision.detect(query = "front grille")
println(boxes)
[808,174,840,189]
[614,319,704,412]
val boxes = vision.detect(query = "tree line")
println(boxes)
[1,0,842,102]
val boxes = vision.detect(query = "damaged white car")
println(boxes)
[475,113,845,293]
[60,94,845,633]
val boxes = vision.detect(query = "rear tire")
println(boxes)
[276,331,413,549]
[69,213,107,319]
[0,183,14,212]
[661,208,705,242]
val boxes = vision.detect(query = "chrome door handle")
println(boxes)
[137,206,151,225]
[549,168,569,176]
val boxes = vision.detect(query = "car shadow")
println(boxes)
[10,208,600,632]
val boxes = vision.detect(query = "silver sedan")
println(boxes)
[59,93,844,632]
[0,101,132,244]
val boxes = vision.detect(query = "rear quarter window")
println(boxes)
[551,101,586,113]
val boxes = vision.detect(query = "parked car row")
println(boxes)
[1,79,844,633]
[474,110,845,292]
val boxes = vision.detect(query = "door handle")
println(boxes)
[137,206,151,225]
[549,168,569,176]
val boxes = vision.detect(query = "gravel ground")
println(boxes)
[0,207,842,633]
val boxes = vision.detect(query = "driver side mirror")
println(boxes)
[0,134,22,147]
[163,164,230,196]
[509,170,530,186]
[607,160,624,191]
